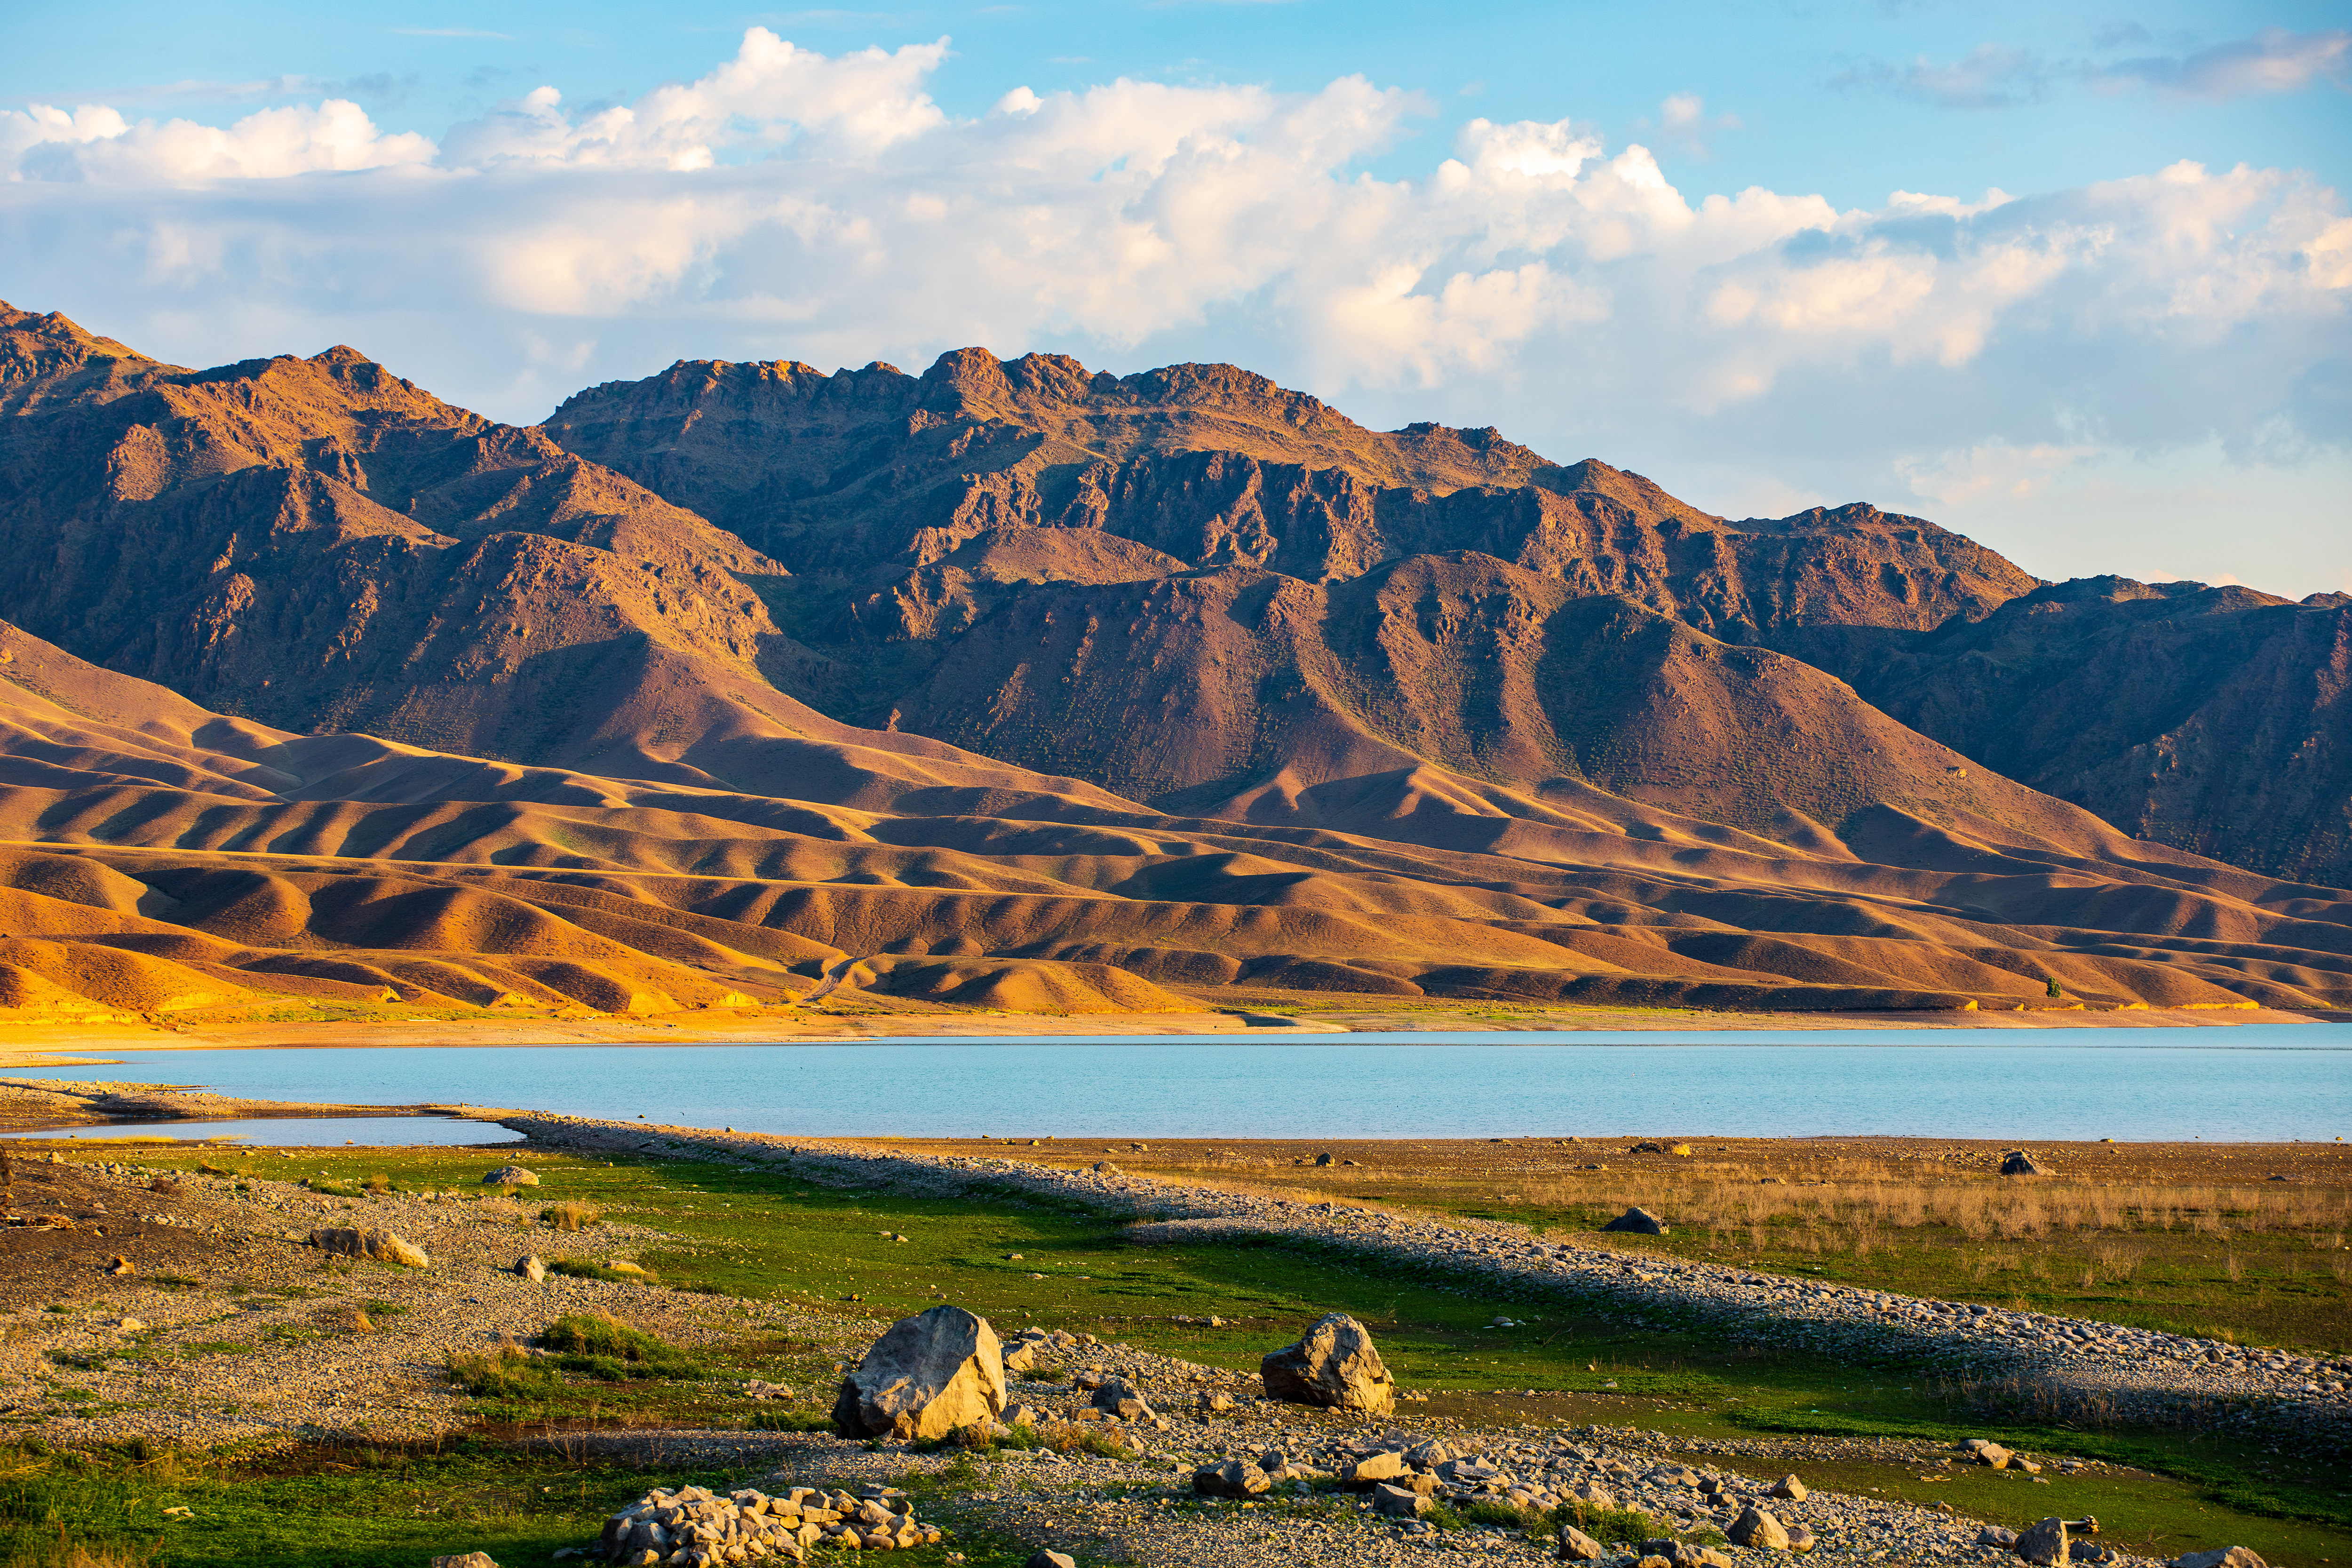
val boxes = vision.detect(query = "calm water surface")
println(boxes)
[13,1023,2348,1142]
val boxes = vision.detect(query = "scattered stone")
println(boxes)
[516,1254,546,1283]
[1771,1474,1808,1501]
[1728,1505,1793,1551]
[831,1305,1006,1441]
[1345,1450,1408,1487]
[430,1555,500,1568]
[1961,1438,2016,1469]
[307,1227,429,1269]
[105,1256,133,1276]
[1602,1206,1669,1235]
[1260,1312,1396,1413]
[111,1318,145,1334]
[1193,1458,1271,1497]
[1372,1483,1432,1518]
[1197,1390,1236,1413]
[2001,1150,2052,1177]
[1979,1529,2021,1549]
[2018,1517,2070,1565]
[1025,1552,1077,1568]
[1090,1377,1153,1421]
[480,1165,540,1187]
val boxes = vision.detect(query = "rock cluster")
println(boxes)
[601,1483,944,1562]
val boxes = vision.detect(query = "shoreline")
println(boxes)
[0,1002,2336,1071]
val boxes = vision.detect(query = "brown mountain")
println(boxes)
[1,308,2347,1022]
[1778,578,2352,889]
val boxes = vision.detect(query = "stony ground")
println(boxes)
[507,1113,2352,1443]
[0,1118,2316,1568]
[0,1152,810,1447]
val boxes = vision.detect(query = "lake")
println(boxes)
[8,1023,2348,1142]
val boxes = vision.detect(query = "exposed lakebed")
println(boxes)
[11,1024,2348,1140]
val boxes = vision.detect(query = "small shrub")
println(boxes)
[1549,1502,1659,1544]
[361,1173,392,1193]
[1020,1365,1066,1383]
[539,1201,602,1231]
[446,1347,562,1399]
[304,1179,362,1198]
[547,1258,650,1284]
[536,1312,699,1379]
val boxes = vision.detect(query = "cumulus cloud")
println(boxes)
[0,28,2345,588]
[436,29,949,169]
[2,99,430,181]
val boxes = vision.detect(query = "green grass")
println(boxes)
[49,1142,2352,1567]
[0,1443,1038,1568]
[1445,1196,2352,1355]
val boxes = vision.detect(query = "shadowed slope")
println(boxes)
[1781,578,2352,890]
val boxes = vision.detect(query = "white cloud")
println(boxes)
[0,30,2345,589]
[435,28,949,169]
[3,99,430,181]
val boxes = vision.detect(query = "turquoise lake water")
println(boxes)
[10,1023,2348,1142]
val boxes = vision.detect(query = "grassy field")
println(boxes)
[868,1136,2352,1355]
[6,1137,2347,1568]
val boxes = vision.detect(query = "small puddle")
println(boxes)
[0,1114,524,1146]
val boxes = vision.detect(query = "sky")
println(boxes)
[2,1,2347,596]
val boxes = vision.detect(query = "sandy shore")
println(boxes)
[0,1002,2334,1072]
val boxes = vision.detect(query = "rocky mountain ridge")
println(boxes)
[0,301,2345,1022]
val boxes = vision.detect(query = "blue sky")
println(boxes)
[3,2,2347,593]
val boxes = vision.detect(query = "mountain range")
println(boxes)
[1,299,2346,1022]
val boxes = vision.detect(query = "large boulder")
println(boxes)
[2001,1151,2052,1176]
[2172,1551,2266,1568]
[308,1226,428,1268]
[1602,1207,1669,1234]
[831,1305,1005,1441]
[2018,1518,2070,1566]
[481,1165,540,1187]
[1193,1459,1271,1497]
[1260,1312,1396,1413]
[1558,1526,1607,1561]
[1728,1506,1793,1551]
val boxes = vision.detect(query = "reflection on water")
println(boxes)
[9,1025,2347,1141]
[0,1115,524,1146]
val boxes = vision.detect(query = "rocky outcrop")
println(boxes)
[307,1226,427,1268]
[1261,1312,1396,1414]
[831,1305,1006,1441]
